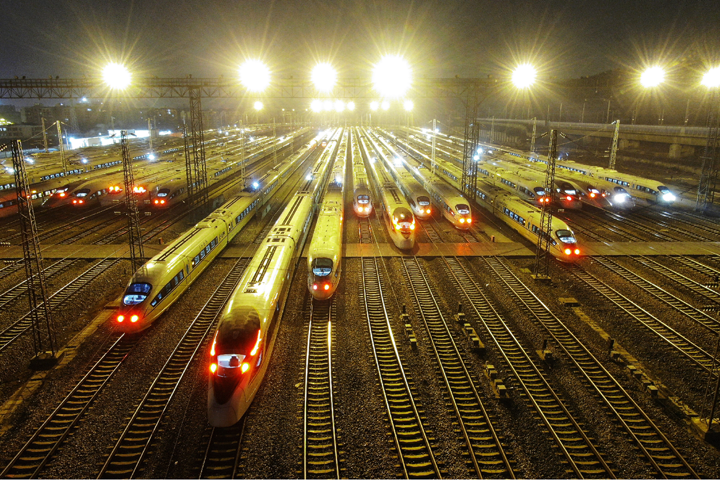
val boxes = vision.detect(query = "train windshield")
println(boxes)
[559,183,576,195]
[534,187,547,197]
[157,188,170,197]
[123,283,152,305]
[455,204,470,214]
[357,195,369,204]
[312,258,333,277]
[555,229,576,244]
[418,196,431,206]
[75,189,91,197]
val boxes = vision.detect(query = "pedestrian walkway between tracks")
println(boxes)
[3,241,720,260]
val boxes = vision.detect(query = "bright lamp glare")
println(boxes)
[640,66,665,88]
[323,100,333,112]
[347,101,355,111]
[103,63,131,90]
[254,101,263,111]
[311,63,337,92]
[334,100,345,112]
[370,101,379,111]
[311,99,322,113]
[381,100,390,111]
[372,55,412,98]
[512,64,536,89]
[403,100,414,112]
[702,67,720,88]
[240,60,271,92]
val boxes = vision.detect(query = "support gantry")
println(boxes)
[121,130,145,272]
[461,90,481,201]
[533,129,558,281]
[187,88,208,208]
[696,99,720,212]
[12,140,57,362]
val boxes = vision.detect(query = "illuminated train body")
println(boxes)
[359,131,416,250]
[369,132,433,220]
[208,135,335,427]
[386,135,472,230]
[307,129,346,299]
[113,142,318,332]
[481,143,678,207]
[474,180,580,261]
[351,131,373,218]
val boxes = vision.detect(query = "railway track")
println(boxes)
[302,297,340,479]
[442,257,615,478]
[668,256,720,282]
[401,257,514,479]
[481,256,698,478]
[631,256,720,307]
[198,420,247,479]
[361,257,440,478]
[654,211,720,240]
[592,256,720,334]
[97,258,249,478]
[0,334,136,478]
[358,217,372,244]
[0,258,121,354]
[0,258,78,310]
[421,222,443,243]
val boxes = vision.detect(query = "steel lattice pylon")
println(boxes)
[188,88,208,207]
[461,90,481,200]
[121,131,145,272]
[12,140,57,357]
[696,100,720,212]
[533,129,558,281]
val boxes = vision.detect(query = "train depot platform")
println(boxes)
[3,241,720,260]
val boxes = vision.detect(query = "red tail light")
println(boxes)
[574,248,580,255]
[130,314,139,323]
[160,200,165,204]
[241,363,250,373]
[590,193,596,198]
[312,284,318,290]
[154,199,159,204]
[566,196,572,201]
[117,315,125,323]
[564,248,572,255]
[210,363,217,373]
[324,284,330,291]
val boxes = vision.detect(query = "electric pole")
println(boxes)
[609,120,620,170]
[56,121,67,174]
[121,130,145,272]
[530,117,537,153]
[533,129,558,281]
[41,117,49,153]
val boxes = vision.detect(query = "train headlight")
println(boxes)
[130,314,139,323]
[615,194,627,203]
[72,200,77,204]
[154,200,159,204]
[59,192,66,197]
[79,200,84,204]
[574,248,580,255]
[662,193,676,202]
[589,193,596,198]
[241,362,250,373]
[566,196,572,201]
[426,209,431,214]
[313,284,318,291]
[459,218,465,223]
[117,315,125,323]
[324,284,330,291]
[210,363,217,374]
[466,218,472,224]
[564,248,572,255]
[161,200,165,204]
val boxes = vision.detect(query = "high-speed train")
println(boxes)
[113,140,319,332]
[368,132,433,220]
[307,129,346,299]
[358,130,416,250]
[208,133,335,427]
[383,132,472,229]
[473,180,581,261]
[351,130,373,217]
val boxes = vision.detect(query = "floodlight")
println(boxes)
[103,63,131,90]
[311,63,337,92]
[254,101,263,111]
[334,100,345,112]
[702,67,720,88]
[381,100,390,111]
[640,66,665,88]
[323,100,333,111]
[512,64,536,89]
[240,60,271,92]
[347,101,355,111]
[403,100,414,112]
[311,100,322,112]
[372,55,412,98]
[370,101,379,111]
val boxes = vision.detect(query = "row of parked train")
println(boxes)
[404,126,680,210]
[111,125,585,429]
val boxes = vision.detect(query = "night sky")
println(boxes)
[1,0,719,80]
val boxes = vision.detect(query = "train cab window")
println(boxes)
[312,258,333,277]
[75,189,91,197]
[357,195,370,204]
[455,204,470,214]
[123,283,152,306]
[613,186,628,194]
[559,183,576,195]
[418,196,430,206]
[157,188,170,197]
[533,187,546,197]
[555,229,576,244]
